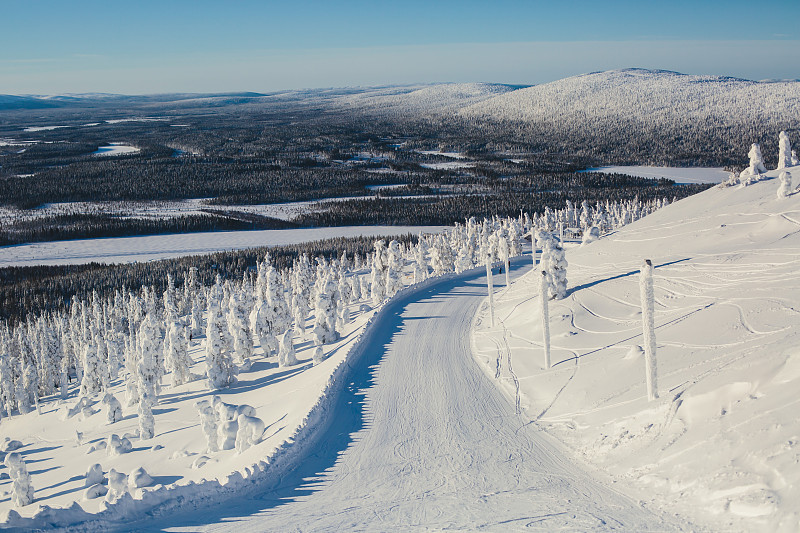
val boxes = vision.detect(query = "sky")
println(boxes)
[2,0,799,94]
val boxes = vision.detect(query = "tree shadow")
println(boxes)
[568,257,691,295]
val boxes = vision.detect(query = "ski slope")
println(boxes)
[137,258,683,532]
[474,165,800,532]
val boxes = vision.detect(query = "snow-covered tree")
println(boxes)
[195,399,219,453]
[413,236,430,283]
[278,331,299,367]
[313,272,339,345]
[777,171,793,199]
[778,131,793,170]
[385,240,404,297]
[290,254,314,336]
[205,296,238,389]
[742,143,767,177]
[370,241,387,305]
[165,318,192,387]
[430,234,454,275]
[4,452,33,506]
[539,231,568,300]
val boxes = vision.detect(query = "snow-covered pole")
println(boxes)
[485,255,495,327]
[639,259,658,401]
[540,270,551,370]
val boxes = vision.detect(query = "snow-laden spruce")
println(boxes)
[4,452,33,507]
[777,172,793,199]
[778,131,793,170]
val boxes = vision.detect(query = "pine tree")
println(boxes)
[371,241,387,305]
[205,296,238,389]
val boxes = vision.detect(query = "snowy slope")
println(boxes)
[474,164,800,532]
[332,82,518,116]
[461,69,800,126]
[126,258,686,532]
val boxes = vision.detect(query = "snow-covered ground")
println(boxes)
[92,144,140,156]
[0,226,447,267]
[473,164,800,532]
[582,165,730,184]
[136,259,686,532]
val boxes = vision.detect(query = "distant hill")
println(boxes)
[461,68,800,126]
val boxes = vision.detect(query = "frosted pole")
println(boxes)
[485,257,495,327]
[639,259,658,401]
[540,271,551,370]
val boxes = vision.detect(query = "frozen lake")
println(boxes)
[581,165,729,184]
[0,225,448,267]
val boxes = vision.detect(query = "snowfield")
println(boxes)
[474,164,800,532]
[92,144,140,157]
[582,165,730,184]
[0,226,447,267]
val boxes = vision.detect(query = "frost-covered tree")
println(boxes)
[138,390,155,440]
[166,318,192,387]
[266,260,292,336]
[136,310,160,407]
[4,452,33,506]
[430,234,454,275]
[227,289,253,364]
[370,241,387,305]
[102,393,123,424]
[195,399,219,452]
[539,232,568,300]
[792,150,800,166]
[742,143,767,177]
[385,240,404,297]
[290,254,314,336]
[337,271,353,327]
[313,272,339,345]
[777,171,793,199]
[278,331,298,367]
[350,273,362,301]
[778,131,793,170]
[0,332,16,417]
[205,296,238,389]
[413,236,430,283]
[17,330,37,413]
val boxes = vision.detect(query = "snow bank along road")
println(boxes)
[140,256,684,532]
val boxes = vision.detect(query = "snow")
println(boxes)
[582,165,730,184]
[416,150,467,159]
[23,126,69,132]
[473,163,800,532]
[92,143,140,156]
[420,161,476,170]
[120,261,683,532]
[0,226,447,267]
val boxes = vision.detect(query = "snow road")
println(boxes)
[140,258,681,532]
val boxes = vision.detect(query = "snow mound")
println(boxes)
[474,162,800,532]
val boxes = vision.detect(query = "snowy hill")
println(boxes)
[330,82,519,116]
[461,69,800,126]
[473,163,800,531]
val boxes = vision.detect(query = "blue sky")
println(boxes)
[2,0,799,94]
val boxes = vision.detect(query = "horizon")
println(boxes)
[9,67,800,99]
[2,0,799,94]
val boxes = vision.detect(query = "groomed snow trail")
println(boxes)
[142,258,681,532]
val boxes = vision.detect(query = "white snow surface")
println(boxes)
[582,165,730,184]
[92,143,140,156]
[121,261,683,532]
[0,226,446,267]
[474,164,800,532]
